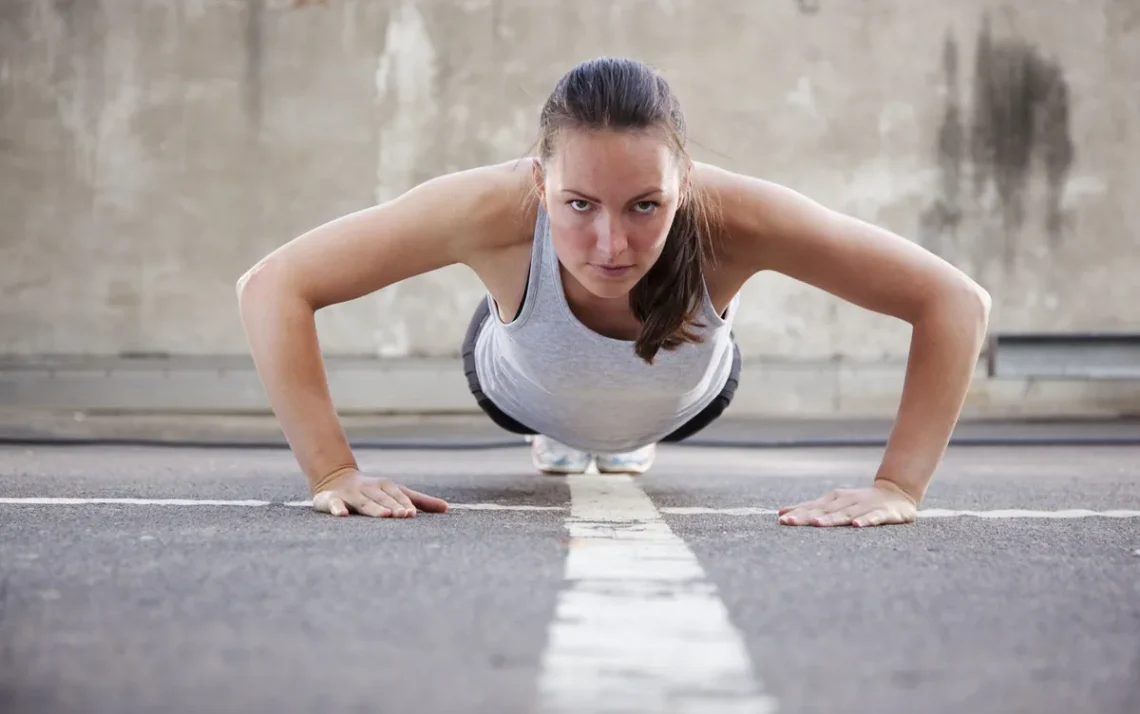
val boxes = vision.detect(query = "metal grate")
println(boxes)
[987,333,1140,380]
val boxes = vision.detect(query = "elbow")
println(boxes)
[947,279,992,346]
[967,281,992,328]
[941,271,991,321]
[919,279,991,341]
[235,264,262,311]
[236,260,286,314]
[236,260,314,324]
[235,269,252,302]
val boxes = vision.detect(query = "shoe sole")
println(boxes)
[532,457,593,476]
[596,466,650,475]
[595,457,654,475]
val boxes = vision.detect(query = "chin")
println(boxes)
[584,273,641,299]
[584,281,633,300]
[564,262,642,299]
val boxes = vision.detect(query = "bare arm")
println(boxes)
[236,162,530,495]
[703,164,991,506]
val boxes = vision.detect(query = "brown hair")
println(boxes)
[534,56,720,364]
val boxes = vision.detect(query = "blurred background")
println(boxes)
[2,0,1138,423]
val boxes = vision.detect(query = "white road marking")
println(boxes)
[659,506,1140,519]
[661,507,780,516]
[1,498,1137,519]
[283,501,561,511]
[0,498,561,511]
[447,503,564,511]
[917,508,1140,519]
[0,497,275,506]
[536,473,777,714]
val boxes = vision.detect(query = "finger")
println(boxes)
[313,492,350,517]
[779,489,843,516]
[804,507,832,525]
[805,498,862,525]
[401,486,450,514]
[350,494,393,518]
[852,510,886,528]
[779,503,820,525]
[379,482,417,518]
[359,487,404,517]
[778,498,824,517]
[779,507,819,526]
[814,496,861,520]
[813,506,865,527]
[362,485,410,518]
[832,492,866,510]
[853,506,916,527]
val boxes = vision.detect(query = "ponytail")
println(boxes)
[629,180,718,364]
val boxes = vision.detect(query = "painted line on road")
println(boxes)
[1,498,1137,519]
[283,501,564,512]
[535,472,777,714]
[0,497,561,511]
[0,497,276,506]
[659,506,1140,519]
[660,506,780,516]
[916,508,1140,519]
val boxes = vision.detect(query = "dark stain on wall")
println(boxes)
[969,15,1074,250]
[921,14,1075,266]
[243,0,264,131]
[53,0,77,18]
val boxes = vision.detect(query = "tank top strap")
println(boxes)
[524,201,564,321]
[493,199,556,329]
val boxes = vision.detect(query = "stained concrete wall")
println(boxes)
[2,0,1138,414]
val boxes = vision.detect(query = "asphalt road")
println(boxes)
[2,442,1139,714]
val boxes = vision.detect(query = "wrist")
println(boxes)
[873,476,922,506]
[310,463,358,495]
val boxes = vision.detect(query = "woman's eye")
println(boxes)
[634,201,658,213]
[569,199,591,212]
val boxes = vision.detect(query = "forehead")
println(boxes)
[546,128,677,189]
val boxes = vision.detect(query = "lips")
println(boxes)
[590,264,633,277]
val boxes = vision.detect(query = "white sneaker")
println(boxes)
[595,443,657,475]
[531,434,593,475]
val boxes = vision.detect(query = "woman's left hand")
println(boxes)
[778,480,918,527]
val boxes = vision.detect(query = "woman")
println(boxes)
[237,56,991,527]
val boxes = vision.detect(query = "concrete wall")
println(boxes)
[3,0,1138,415]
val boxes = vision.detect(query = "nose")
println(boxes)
[594,214,627,261]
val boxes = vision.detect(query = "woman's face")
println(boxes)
[535,128,687,301]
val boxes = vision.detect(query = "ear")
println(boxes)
[531,158,546,207]
[678,160,692,207]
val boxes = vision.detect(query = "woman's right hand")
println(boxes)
[311,469,449,518]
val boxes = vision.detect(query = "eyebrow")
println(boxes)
[562,188,664,202]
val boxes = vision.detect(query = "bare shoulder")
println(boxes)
[408,157,539,261]
[238,158,538,311]
[691,161,987,323]
[460,157,539,252]
[691,161,811,261]
[693,159,875,273]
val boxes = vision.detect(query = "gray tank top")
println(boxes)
[473,203,740,454]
